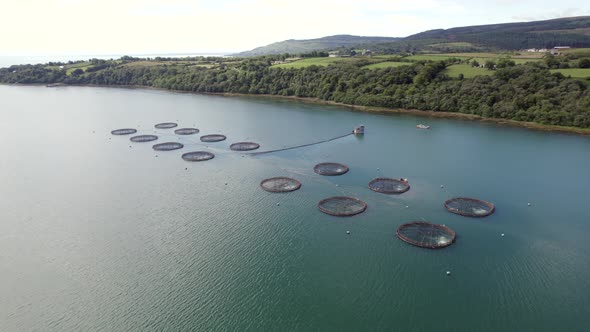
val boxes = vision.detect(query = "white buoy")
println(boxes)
[446,271,451,276]
[440,185,444,188]
[346,231,351,235]
[405,205,409,208]
[501,233,505,237]
[527,203,531,206]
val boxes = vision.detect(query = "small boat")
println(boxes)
[416,124,430,129]
[353,125,365,135]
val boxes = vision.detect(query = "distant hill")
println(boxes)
[235,16,590,56]
[233,35,401,56]
[402,16,590,50]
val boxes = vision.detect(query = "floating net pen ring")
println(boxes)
[260,177,302,193]
[111,128,137,135]
[130,134,158,142]
[313,162,349,176]
[155,122,178,129]
[368,178,410,194]
[444,197,495,217]
[174,128,200,135]
[200,134,227,142]
[396,221,456,249]
[181,151,215,162]
[318,196,367,216]
[152,142,184,151]
[230,142,260,151]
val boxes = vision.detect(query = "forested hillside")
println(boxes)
[234,35,400,56]
[237,16,590,55]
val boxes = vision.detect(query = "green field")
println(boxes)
[404,54,471,62]
[363,61,412,69]
[436,52,543,59]
[506,58,542,64]
[272,52,547,70]
[561,48,590,57]
[550,68,590,78]
[272,57,359,68]
[64,62,93,75]
[371,55,404,60]
[122,61,167,67]
[445,64,493,78]
[470,57,542,65]
[407,52,542,62]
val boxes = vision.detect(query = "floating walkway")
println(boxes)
[249,132,353,155]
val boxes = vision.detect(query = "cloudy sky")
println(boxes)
[1,0,588,55]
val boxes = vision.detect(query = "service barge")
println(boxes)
[353,125,365,135]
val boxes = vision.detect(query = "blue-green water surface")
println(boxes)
[0,85,589,331]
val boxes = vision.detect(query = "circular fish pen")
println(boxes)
[154,122,178,129]
[260,177,302,193]
[152,142,184,151]
[174,128,200,135]
[181,151,215,162]
[444,197,495,217]
[230,142,260,151]
[200,134,227,142]
[130,134,158,143]
[111,128,137,135]
[396,221,456,249]
[318,196,367,216]
[368,178,410,194]
[313,162,349,176]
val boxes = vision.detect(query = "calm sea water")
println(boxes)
[1,85,589,331]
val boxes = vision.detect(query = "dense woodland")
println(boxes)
[1,55,589,128]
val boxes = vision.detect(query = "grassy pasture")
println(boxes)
[272,57,358,68]
[64,62,92,75]
[435,52,543,59]
[363,61,412,69]
[561,48,590,57]
[508,58,543,64]
[470,57,542,65]
[404,54,471,61]
[550,68,590,78]
[445,64,493,78]
[371,55,404,60]
[122,61,166,67]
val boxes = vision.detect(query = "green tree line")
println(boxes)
[1,57,589,128]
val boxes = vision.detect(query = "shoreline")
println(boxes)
[4,82,590,136]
